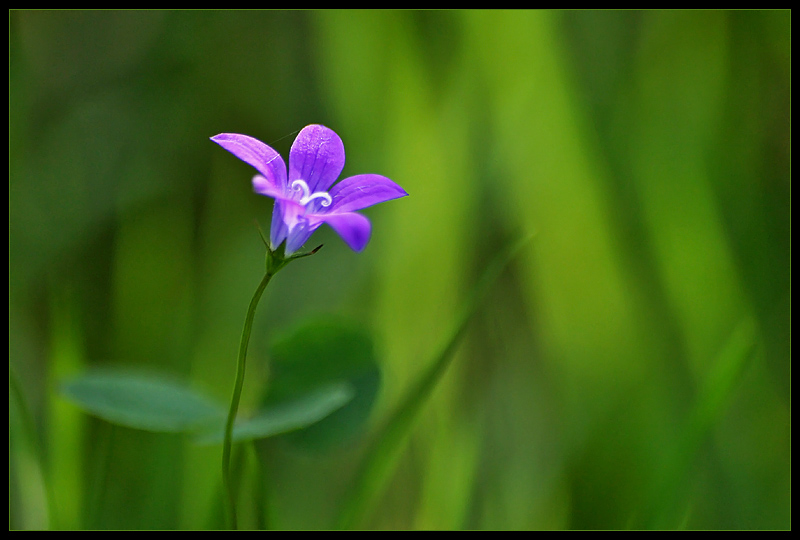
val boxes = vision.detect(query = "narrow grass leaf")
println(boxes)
[336,233,534,529]
[642,317,758,529]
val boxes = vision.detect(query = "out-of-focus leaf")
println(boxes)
[196,381,355,444]
[59,369,225,433]
[264,316,381,451]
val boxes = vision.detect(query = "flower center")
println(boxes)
[291,179,332,208]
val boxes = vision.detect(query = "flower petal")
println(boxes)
[270,199,323,255]
[212,133,287,191]
[252,175,285,199]
[269,200,289,250]
[327,174,409,213]
[288,125,345,193]
[314,212,372,252]
[285,224,319,255]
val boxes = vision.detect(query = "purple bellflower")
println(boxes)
[211,125,407,255]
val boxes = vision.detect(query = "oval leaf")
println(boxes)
[60,369,225,433]
[265,316,381,450]
[196,381,355,444]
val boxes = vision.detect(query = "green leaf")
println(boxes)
[264,316,381,451]
[59,369,225,433]
[196,381,355,444]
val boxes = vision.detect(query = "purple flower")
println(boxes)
[211,125,407,255]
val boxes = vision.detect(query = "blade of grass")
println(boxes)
[640,317,758,529]
[10,364,56,529]
[335,233,534,530]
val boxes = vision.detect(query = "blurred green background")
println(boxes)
[9,10,790,530]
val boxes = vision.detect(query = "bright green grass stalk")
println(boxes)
[335,234,534,529]
[640,317,758,529]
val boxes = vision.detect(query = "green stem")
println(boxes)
[222,270,274,530]
[220,242,322,530]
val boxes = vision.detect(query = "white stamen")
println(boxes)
[291,179,332,207]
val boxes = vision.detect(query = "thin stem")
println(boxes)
[220,241,321,530]
[222,270,274,530]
